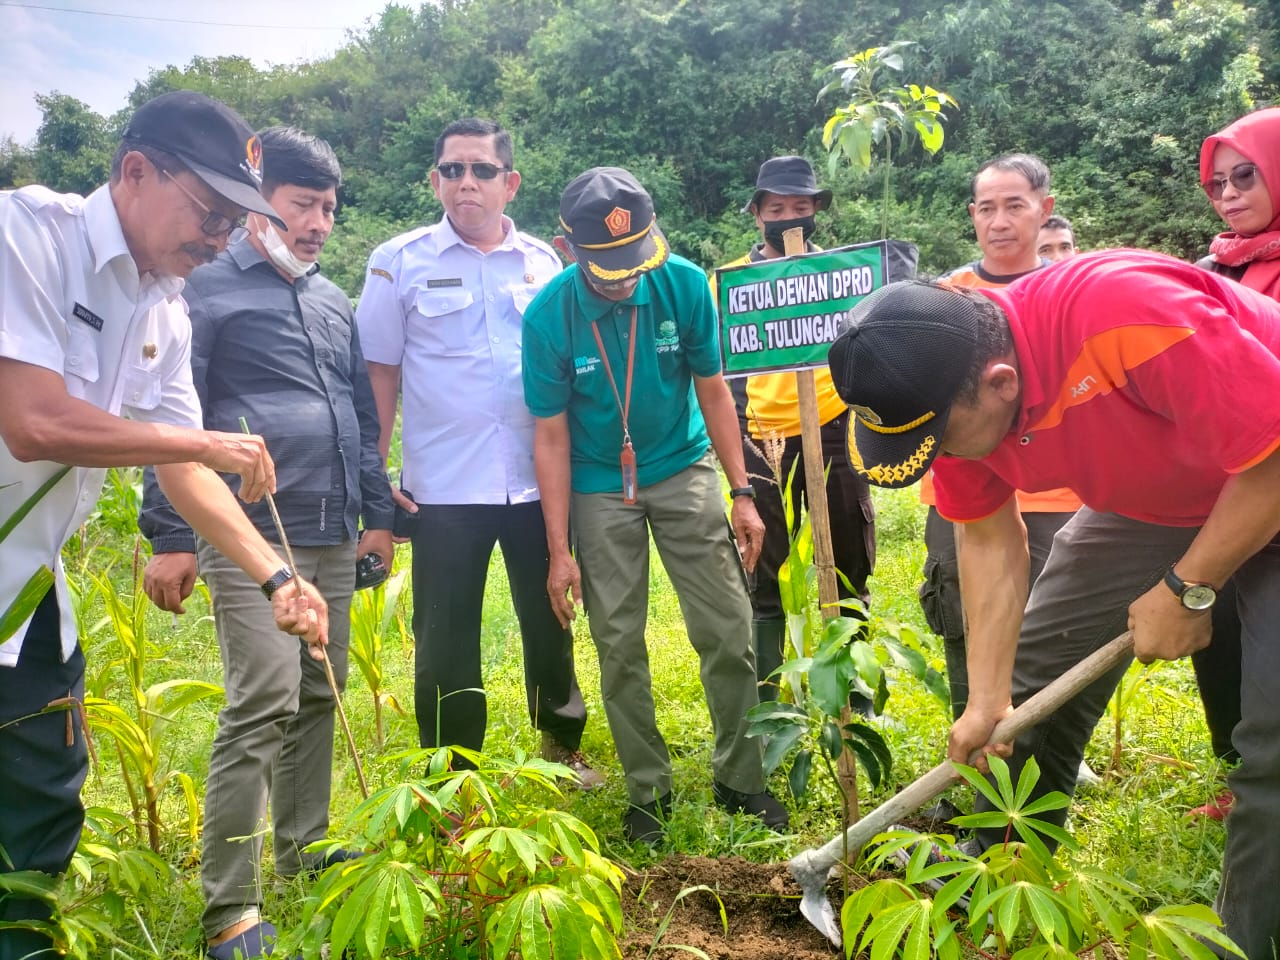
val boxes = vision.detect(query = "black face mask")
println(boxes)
[763,215,816,252]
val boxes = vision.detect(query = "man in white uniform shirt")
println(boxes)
[0,91,327,960]
[355,118,598,785]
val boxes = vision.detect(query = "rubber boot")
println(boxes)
[752,618,787,702]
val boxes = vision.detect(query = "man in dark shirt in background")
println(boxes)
[139,127,393,960]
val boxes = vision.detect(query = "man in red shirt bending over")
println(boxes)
[829,250,1280,960]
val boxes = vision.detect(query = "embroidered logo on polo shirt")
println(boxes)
[655,319,681,354]
[574,353,601,375]
[427,277,464,288]
[73,302,104,332]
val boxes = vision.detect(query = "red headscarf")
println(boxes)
[1199,107,1280,300]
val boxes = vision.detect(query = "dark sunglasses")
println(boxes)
[436,161,508,181]
[160,168,248,241]
[1203,162,1260,201]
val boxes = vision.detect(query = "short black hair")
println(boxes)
[929,280,1015,404]
[258,126,341,196]
[109,139,183,183]
[434,118,513,170]
[1041,214,1074,235]
[971,153,1051,199]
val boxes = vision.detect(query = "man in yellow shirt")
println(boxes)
[713,157,877,699]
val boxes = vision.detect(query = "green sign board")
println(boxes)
[714,241,890,378]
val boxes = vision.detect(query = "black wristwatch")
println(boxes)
[729,485,756,500]
[261,566,296,599]
[1163,567,1217,611]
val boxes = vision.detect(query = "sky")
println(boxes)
[0,0,399,144]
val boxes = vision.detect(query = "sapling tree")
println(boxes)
[819,41,957,239]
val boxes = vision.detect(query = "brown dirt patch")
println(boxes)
[616,854,854,959]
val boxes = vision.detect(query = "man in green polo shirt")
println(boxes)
[523,167,788,843]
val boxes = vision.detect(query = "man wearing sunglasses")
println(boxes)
[355,118,597,787]
[0,91,329,960]
[523,167,788,844]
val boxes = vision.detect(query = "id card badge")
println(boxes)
[620,442,637,504]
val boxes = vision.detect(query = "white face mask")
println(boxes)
[256,220,314,279]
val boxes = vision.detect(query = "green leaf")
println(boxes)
[787,748,812,802]
[0,465,71,544]
[0,566,54,644]
[762,723,804,777]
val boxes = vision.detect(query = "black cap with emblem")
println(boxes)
[559,167,669,283]
[827,281,983,488]
[122,91,286,229]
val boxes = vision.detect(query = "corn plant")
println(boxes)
[849,755,1243,960]
[1104,658,1169,775]
[83,563,221,854]
[348,568,410,748]
[279,746,625,960]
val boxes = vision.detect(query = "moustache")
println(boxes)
[180,242,218,265]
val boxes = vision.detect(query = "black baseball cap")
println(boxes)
[743,156,833,214]
[121,91,285,229]
[827,281,984,488]
[559,167,669,283]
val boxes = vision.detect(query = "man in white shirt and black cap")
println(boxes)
[0,91,328,960]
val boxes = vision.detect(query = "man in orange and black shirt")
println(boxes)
[920,154,1084,724]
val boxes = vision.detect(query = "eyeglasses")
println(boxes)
[1203,162,1260,201]
[160,169,249,242]
[436,161,508,181]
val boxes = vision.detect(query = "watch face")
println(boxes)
[1182,584,1216,611]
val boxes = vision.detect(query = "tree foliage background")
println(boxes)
[4,0,1276,297]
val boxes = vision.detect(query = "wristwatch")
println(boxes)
[261,566,296,599]
[1163,567,1217,611]
[729,485,756,500]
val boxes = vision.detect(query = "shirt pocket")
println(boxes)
[509,283,543,316]
[64,325,101,394]
[121,365,162,411]
[413,289,476,355]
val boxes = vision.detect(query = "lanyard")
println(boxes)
[590,306,637,445]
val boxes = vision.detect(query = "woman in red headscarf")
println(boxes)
[1199,107,1280,294]
[1184,108,1280,820]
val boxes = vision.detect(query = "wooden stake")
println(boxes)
[240,418,369,799]
[780,227,859,823]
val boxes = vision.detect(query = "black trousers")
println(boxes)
[0,589,86,960]
[409,501,587,756]
[742,411,876,622]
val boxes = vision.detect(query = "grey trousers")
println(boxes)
[970,508,1280,960]
[572,454,766,805]
[196,538,353,939]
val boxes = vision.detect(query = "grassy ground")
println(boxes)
[69,480,1229,955]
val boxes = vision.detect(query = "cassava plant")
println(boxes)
[849,755,1243,960]
[279,746,625,960]
[0,807,172,959]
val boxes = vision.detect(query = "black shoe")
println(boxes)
[712,782,789,831]
[623,793,672,844]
